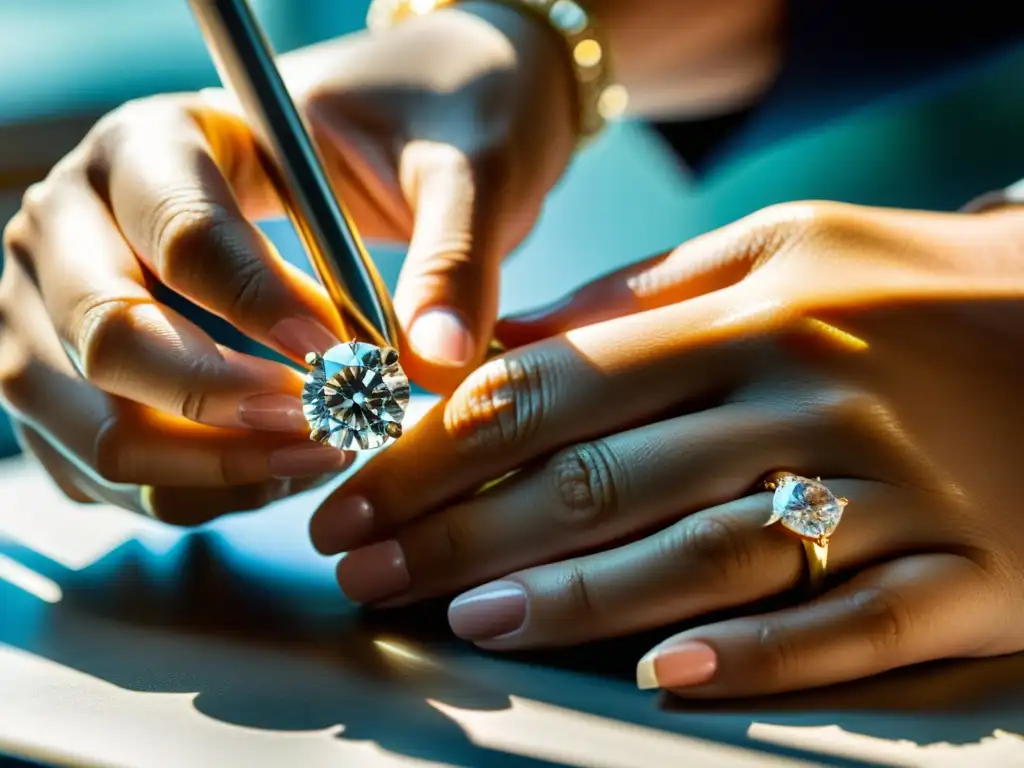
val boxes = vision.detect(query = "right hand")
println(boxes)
[0,3,576,522]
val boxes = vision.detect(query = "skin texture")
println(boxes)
[308,200,1024,696]
[4,0,1021,698]
[0,0,781,520]
[0,5,573,520]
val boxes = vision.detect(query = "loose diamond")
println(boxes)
[769,475,844,541]
[302,342,410,451]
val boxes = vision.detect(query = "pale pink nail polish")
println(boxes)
[270,316,340,360]
[409,309,474,366]
[268,443,349,478]
[237,394,308,432]
[336,540,410,604]
[448,581,527,641]
[636,640,717,690]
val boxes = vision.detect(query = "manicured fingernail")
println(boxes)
[636,640,717,690]
[320,496,374,550]
[237,394,308,432]
[269,443,350,478]
[448,580,527,641]
[270,316,340,360]
[336,540,409,603]
[409,309,474,366]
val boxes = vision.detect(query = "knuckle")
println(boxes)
[438,514,474,566]
[19,182,51,219]
[755,618,804,687]
[445,353,554,454]
[221,255,273,321]
[178,389,209,425]
[171,355,224,423]
[755,200,846,231]
[150,198,235,287]
[673,515,755,585]
[546,440,620,529]
[560,563,597,619]
[0,345,36,417]
[812,387,899,444]
[91,414,130,484]
[848,586,913,656]
[2,211,32,265]
[74,297,138,383]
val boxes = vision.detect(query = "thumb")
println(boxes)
[496,213,781,348]
[393,141,510,394]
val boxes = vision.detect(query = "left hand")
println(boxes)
[309,200,1024,697]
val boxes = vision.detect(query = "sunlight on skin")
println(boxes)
[800,318,869,352]
[429,696,817,768]
[748,723,1024,767]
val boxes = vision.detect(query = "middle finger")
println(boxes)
[312,283,764,553]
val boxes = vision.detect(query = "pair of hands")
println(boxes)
[4,4,1024,697]
[0,4,568,516]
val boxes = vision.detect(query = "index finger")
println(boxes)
[92,97,345,363]
[310,282,780,554]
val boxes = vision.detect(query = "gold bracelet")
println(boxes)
[366,0,628,143]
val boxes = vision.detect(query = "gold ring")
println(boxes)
[764,472,848,592]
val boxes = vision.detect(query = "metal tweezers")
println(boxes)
[186,0,398,351]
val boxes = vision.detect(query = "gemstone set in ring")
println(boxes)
[764,473,849,590]
[767,474,847,545]
[301,342,411,451]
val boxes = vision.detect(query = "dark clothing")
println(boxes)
[654,2,1024,172]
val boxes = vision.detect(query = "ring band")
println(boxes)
[764,472,848,592]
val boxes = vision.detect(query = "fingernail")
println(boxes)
[237,394,309,432]
[448,580,527,641]
[320,496,374,550]
[269,443,350,478]
[270,316,340,360]
[336,540,409,603]
[409,309,474,366]
[636,640,717,690]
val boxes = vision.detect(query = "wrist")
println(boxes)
[371,0,618,140]
[585,0,784,119]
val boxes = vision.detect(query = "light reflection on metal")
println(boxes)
[373,638,440,672]
[802,318,869,352]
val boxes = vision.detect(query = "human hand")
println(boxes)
[0,4,573,520]
[309,200,1024,697]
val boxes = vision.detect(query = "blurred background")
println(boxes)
[1,0,1022,461]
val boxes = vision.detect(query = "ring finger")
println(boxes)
[448,478,951,649]
[333,388,910,605]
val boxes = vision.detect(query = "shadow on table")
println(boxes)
[3,528,1024,768]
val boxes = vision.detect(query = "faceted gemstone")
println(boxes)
[769,475,844,541]
[302,342,410,451]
